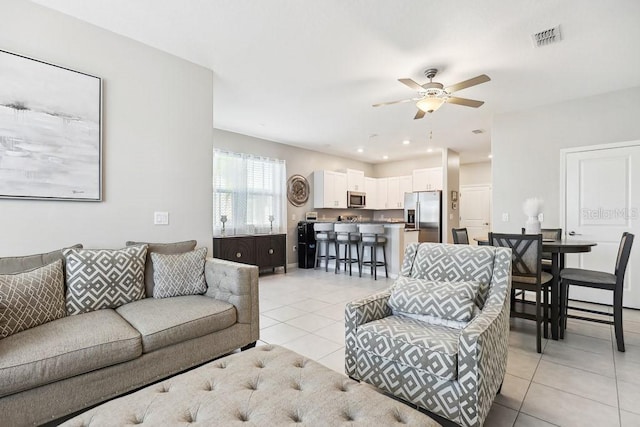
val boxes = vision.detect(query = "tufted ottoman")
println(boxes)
[60,345,440,426]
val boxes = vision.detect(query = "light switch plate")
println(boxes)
[154,211,169,225]
[502,213,509,222]
[538,213,544,222]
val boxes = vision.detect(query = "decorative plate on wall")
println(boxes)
[287,174,309,207]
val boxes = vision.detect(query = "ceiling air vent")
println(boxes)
[531,25,562,48]
[471,129,484,134]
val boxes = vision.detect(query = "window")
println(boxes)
[213,150,286,235]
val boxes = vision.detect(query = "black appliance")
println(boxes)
[297,221,316,268]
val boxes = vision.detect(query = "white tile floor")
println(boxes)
[257,268,640,427]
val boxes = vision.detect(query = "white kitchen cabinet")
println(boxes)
[364,177,377,209]
[399,175,412,208]
[412,167,443,191]
[376,178,389,209]
[385,176,412,209]
[344,169,365,192]
[313,170,347,208]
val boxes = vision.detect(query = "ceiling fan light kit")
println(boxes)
[416,96,446,113]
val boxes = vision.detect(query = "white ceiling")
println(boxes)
[31,0,640,164]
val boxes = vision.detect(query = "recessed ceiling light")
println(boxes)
[402,140,411,145]
[427,148,434,153]
[382,155,389,160]
[488,153,493,159]
[357,148,364,153]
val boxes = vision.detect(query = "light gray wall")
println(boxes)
[460,161,492,186]
[0,0,214,256]
[442,149,460,243]
[492,86,640,232]
[213,129,374,265]
[373,154,442,177]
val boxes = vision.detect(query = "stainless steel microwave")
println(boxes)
[347,191,366,208]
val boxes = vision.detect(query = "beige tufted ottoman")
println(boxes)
[61,345,440,426]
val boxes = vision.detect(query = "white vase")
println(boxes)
[525,217,541,234]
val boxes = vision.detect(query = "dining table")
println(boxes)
[474,237,597,340]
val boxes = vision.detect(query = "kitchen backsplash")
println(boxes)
[314,208,404,222]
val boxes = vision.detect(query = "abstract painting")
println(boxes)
[0,50,101,201]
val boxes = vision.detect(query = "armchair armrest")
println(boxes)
[345,290,393,376]
[457,248,512,427]
[204,257,259,342]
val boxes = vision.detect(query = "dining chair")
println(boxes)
[521,228,562,271]
[490,233,552,353]
[560,232,634,351]
[452,227,469,244]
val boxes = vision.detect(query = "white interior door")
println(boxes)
[564,143,640,308]
[459,185,492,244]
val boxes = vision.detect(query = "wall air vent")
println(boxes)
[471,129,484,134]
[531,25,562,48]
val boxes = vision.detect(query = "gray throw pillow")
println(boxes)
[126,240,197,298]
[388,277,480,322]
[151,247,207,299]
[64,245,148,315]
[0,244,83,275]
[0,260,66,339]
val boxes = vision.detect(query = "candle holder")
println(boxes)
[268,215,275,234]
[220,215,227,236]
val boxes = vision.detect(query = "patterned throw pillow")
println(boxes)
[64,245,148,315]
[388,276,480,322]
[151,248,207,299]
[0,260,66,339]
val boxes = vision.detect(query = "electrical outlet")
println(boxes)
[154,211,169,225]
[292,245,297,252]
[292,213,297,221]
[501,213,509,222]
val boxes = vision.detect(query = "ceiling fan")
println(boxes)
[373,68,490,119]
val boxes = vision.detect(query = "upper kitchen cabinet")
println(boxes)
[364,177,377,209]
[344,169,365,192]
[412,167,443,191]
[387,176,412,209]
[313,170,347,208]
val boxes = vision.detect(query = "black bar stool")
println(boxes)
[334,223,360,276]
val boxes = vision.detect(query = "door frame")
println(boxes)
[559,139,640,235]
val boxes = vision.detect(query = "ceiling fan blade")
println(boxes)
[444,74,490,93]
[414,109,426,120]
[372,97,421,107]
[398,78,425,92]
[446,96,485,108]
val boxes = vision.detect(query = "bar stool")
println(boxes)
[314,223,336,272]
[334,223,361,276]
[358,224,388,280]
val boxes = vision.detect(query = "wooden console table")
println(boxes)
[212,234,287,273]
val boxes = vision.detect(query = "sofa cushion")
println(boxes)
[126,240,197,298]
[407,243,495,309]
[0,244,82,274]
[151,248,207,298]
[389,276,480,322]
[357,314,460,380]
[0,260,66,339]
[64,245,148,315]
[0,309,141,398]
[115,295,236,353]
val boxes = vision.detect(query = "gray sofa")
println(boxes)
[0,247,259,427]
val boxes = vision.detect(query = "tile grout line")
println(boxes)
[612,326,623,427]
[513,337,547,424]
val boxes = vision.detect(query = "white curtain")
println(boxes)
[213,150,287,236]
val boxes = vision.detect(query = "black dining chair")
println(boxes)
[521,228,562,271]
[452,228,469,244]
[560,232,634,351]
[490,233,552,353]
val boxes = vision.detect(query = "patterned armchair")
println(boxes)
[345,243,512,427]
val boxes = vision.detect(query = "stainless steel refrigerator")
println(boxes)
[404,191,442,243]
